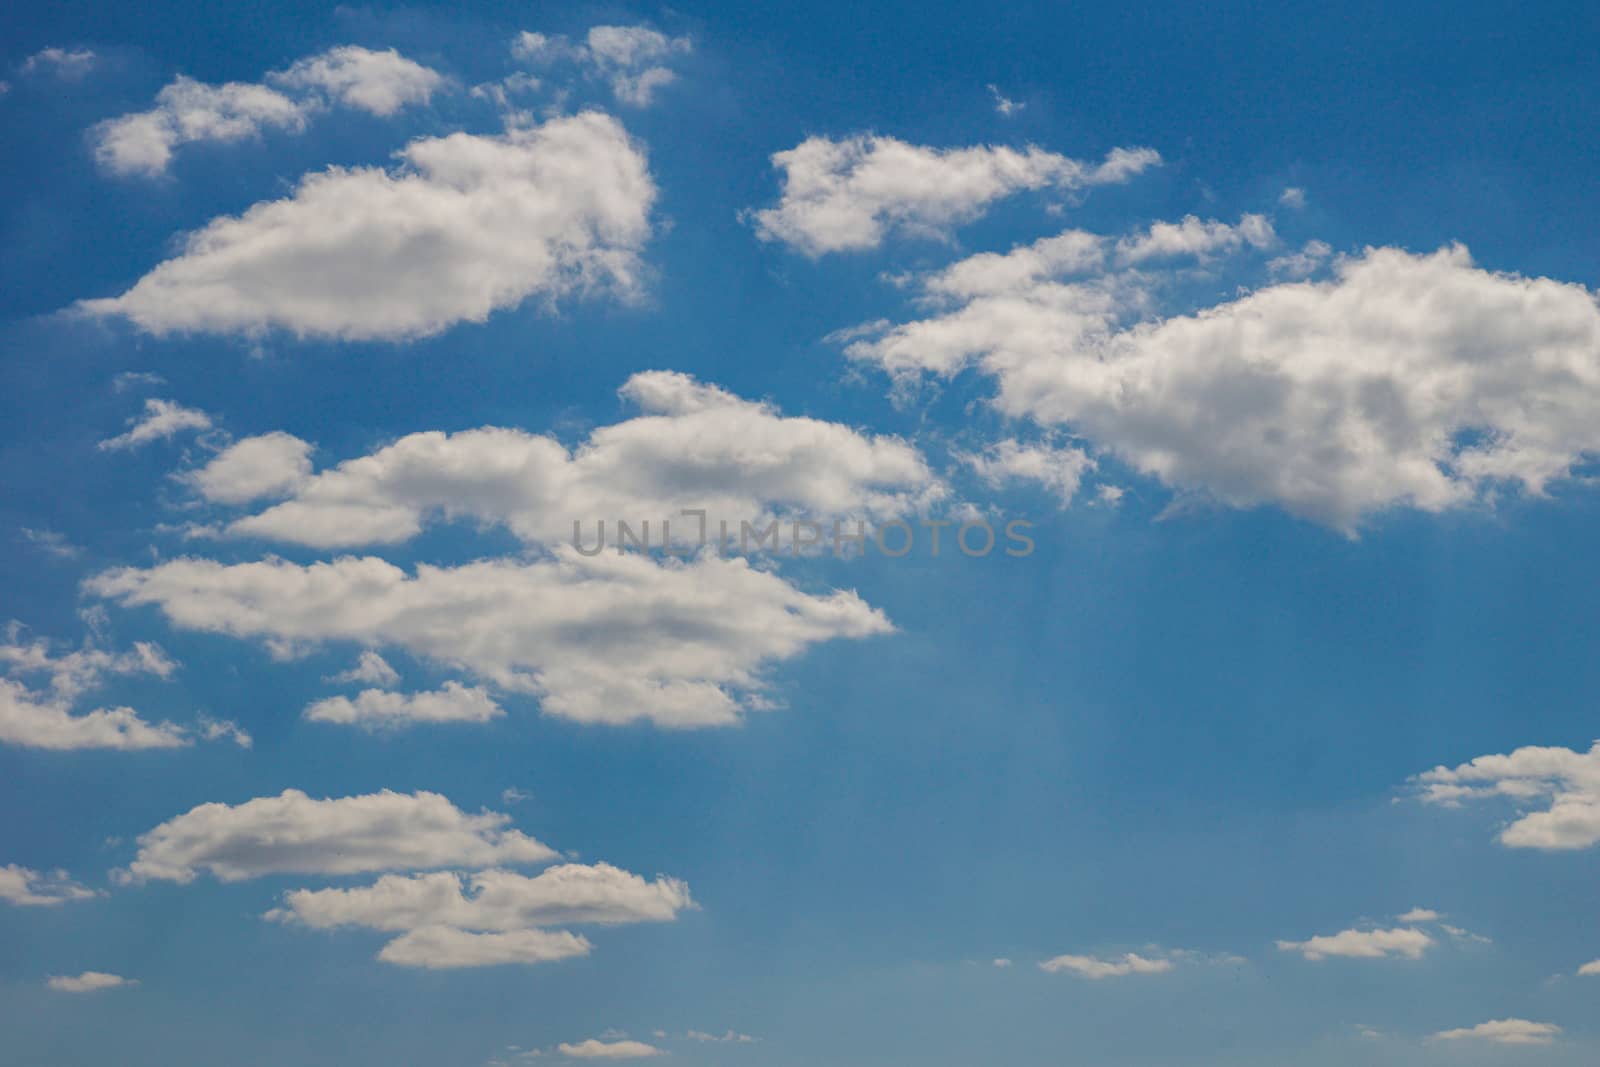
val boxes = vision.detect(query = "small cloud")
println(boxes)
[1576,959,1600,977]
[98,399,212,452]
[198,716,252,748]
[1276,926,1432,962]
[1279,186,1307,209]
[501,787,531,804]
[112,371,166,393]
[685,1029,755,1043]
[556,1039,662,1059]
[992,957,1013,968]
[48,971,134,993]
[987,84,1023,116]
[1039,951,1175,979]
[1396,907,1439,923]
[21,48,97,80]
[19,528,80,560]
[1432,1019,1561,1046]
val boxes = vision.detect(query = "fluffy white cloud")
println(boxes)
[1275,926,1432,961]
[513,25,691,107]
[1432,1020,1561,1046]
[751,135,1159,255]
[267,45,443,117]
[1578,959,1600,977]
[847,243,1600,531]
[92,46,442,177]
[1413,740,1600,849]
[1113,213,1274,264]
[1396,907,1440,923]
[81,112,655,340]
[47,972,134,993]
[195,371,937,549]
[98,398,212,451]
[269,863,692,931]
[960,439,1094,506]
[378,925,591,968]
[187,433,313,504]
[557,1039,663,1059]
[0,865,97,907]
[268,863,690,969]
[0,634,189,751]
[118,789,556,884]
[304,683,503,728]
[1038,952,1174,978]
[89,548,892,727]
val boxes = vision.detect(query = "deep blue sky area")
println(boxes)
[2,3,1599,1066]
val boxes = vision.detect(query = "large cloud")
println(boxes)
[86,548,892,727]
[119,789,556,883]
[80,111,656,340]
[1412,740,1600,849]
[188,371,939,549]
[92,46,443,177]
[846,242,1600,531]
[750,134,1159,255]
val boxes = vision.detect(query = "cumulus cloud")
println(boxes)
[118,789,556,883]
[513,25,692,106]
[0,865,98,907]
[1578,959,1600,977]
[1275,926,1433,961]
[304,683,503,729]
[92,46,442,177]
[1432,1019,1561,1046]
[195,371,938,549]
[1113,213,1274,264]
[845,242,1600,531]
[88,548,892,728]
[0,633,189,751]
[1396,907,1440,923]
[750,135,1159,255]
[47,972,134,993]
[267,862,690,969]
[326,651,400,687]
[557,1039,663,1059]
[81,112,655,340]
[1412,740,1600,849]
[98,398,212,451]
[186,433,313,504]
[1039,952,1175,978]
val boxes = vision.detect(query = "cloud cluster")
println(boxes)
[82,111,655,340]
[846,242,1600,531]
[1413,740,1600,849]
[187,372,938,548]
[513,25,692,107]
[92,46,442,177]
[752,135,1160,255]
[0,633,192,751]
[88,547,893,727]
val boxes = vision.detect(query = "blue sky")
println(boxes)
[3,2,1600,1064]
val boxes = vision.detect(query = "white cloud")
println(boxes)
[685,1030,755,1043]
[267,45,443,117]
[305,683,503,728]
[88,548,892,728]
[19,528,80,560]
[1275,926,1432,961]
[846,243,1600,531]
[21,48,97,79]
[118,789,556,883]
[326,651,400,687]
[187,433,313,504]
[268,862,690,970]
[1267,238,1333,279]
[0,634,189,751]
[81,112,655,341]
[268,863,692,931]
[1432,1019,1561,1046]
[1113,213,1274,264]
[1413,740,1600,849]
[991,958,1012,968]
[513,25,692,107]
[750,134,1159,255]
[47,972,134,993]
[0,865,97,907]
[1039,952,1175,978]
[1396,907,1439,923]
[379,925,591,968]
[987,84,1023,116]
[98,398,212,451]
[960,439,1094,506]
[197,371,937,549]
[1578,959,1600,977]
[197,716,253,748]
[92,46,442,177]
[1279,186,1307,209]
[557,1039,663,1059]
